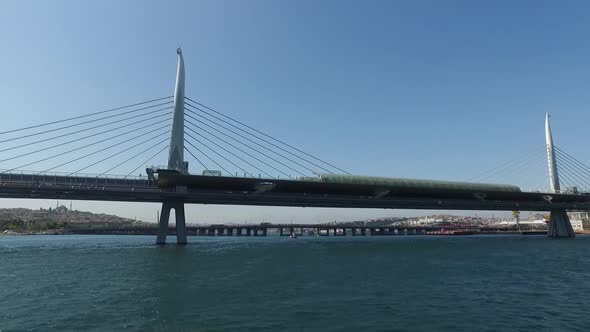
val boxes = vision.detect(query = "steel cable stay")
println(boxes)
[466,146,547,182]
[68,135,170,176]
[184,136,234,177]
[184,127,267,179]
[124,144,170,179]
[184,99,348,175]
[474,148,546,183]
[559,170,575,190]
[474,148,547,183]
[0,106,172,154]
[554,158,577,189]
[529,173,552,193]
[477,155,546,187]
[0,100,173,144]
[0,96,173,136]
[185,109,315,176]
[545,175,552,191]
[553,149,590,191]
[0,123,170,174]
[185,101,336,175]
[488,151,549,188]
[0,112,172,163]
[98,139,171,176]
[555,152,590,182]
[555,155,590,182]
[554,155,590,191]
[558,162,590,190]
[555,146,590,169]
[184,146,208,171]
[40,129,170,175]
[185,122,275,179]
[185,119,294,179]
[554,147,590,177]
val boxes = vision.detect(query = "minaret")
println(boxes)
[545,112,560,193]
[167,47,187,173]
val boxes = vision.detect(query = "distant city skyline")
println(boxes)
[1,0,589,222]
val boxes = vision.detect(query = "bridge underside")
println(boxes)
[1,182,589,211]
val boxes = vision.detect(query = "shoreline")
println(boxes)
[5,230,584,237]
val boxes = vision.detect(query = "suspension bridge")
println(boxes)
[1,48,589,244]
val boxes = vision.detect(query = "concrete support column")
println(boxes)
[156,201,186,245]
[548,209,575,238]
[156,202,171,245]
[175,203,187,245]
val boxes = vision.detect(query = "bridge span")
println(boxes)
[1,48,588,244]
[1,171,589,211]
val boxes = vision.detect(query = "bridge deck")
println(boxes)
[1,173,589,211]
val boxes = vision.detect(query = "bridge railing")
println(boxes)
[0,169,154,187]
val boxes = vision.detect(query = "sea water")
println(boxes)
[1,235,590,331]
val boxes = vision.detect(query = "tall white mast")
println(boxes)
[167,48,187,173]
[545,112,560,193]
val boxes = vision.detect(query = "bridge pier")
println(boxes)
[156,201,187,245]
[548,209,575,238]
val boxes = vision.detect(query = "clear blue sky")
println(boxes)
[1,0,589,222]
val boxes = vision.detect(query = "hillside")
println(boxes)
[0,206,152,235]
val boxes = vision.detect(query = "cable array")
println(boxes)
[182,97,348,179]
[554,146,590,192]
[467,145,590,193]
[1,93,588,191]
[467,146,548,186]
[0,97,173,177]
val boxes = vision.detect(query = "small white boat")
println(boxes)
[289,233,298,239]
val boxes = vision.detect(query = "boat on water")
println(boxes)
[289,233,298,239]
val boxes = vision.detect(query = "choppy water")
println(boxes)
[1,235,590,331]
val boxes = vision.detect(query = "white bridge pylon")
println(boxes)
[157,48,189,245]
[168,48,188,174]
[545,113,574,238]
